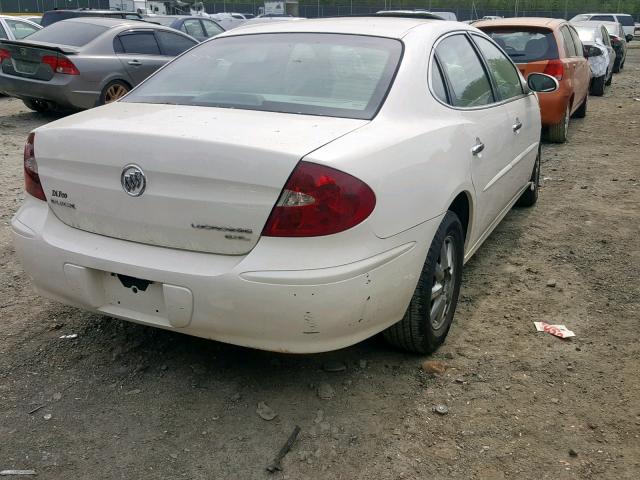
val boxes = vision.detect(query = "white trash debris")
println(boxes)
[58,334,78,339]
[534,322,575,339]
[0,470,37,476]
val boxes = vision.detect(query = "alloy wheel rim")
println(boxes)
[430,236,456,330]
[564,108,570,132]
[105,85,128,103]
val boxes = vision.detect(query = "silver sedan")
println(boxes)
[0,17,197,112]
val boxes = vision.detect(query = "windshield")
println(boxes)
[25,21,108,46]
[481,28,559,62]
[571,15,589,22]
[575,26,598,42]
[124,33,403,120]
[617,15,634,26]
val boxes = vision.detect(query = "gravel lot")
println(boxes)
[1,47,639,479]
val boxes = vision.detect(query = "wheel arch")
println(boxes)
[447,190,473,248]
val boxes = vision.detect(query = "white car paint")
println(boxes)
[0,15,41,41]
[12,18,542,353]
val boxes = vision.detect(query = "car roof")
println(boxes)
[474,17,566,29]
[225,16,463,39]
[57,17,150,28]
[579,13,631,16]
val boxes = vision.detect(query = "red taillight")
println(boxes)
[610,35,621,45]
[0,48,11,62]
[41,54,80,75]
[24,133,46,201]
[262,161,376,237]
[543,59,564,81]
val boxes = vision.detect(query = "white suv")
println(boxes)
[571,13,635,40]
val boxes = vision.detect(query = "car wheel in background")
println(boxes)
[590,75,606,96]
[99,80,131,105]
[546,106,570,143]
[613,57,621,73]
[515,145,541,208]
[383,211,464,354]
[573,95,587,119]
[22,98,51,113]
[605,72,612,86]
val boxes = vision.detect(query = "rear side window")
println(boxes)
[473,35,523,100]
[568,27,584,55]
[560,27,577,56]
[202,19,224,37]
[0,22,7,39]
[436,34,494,108]
[591,15,615,22]
[574,26,597,42]
[602,27,612,46]
[5,19,39,39]
[430,59,448,103]
[481,28,559,62]
[617,15,635,27]
[156,31,196,56]
[181,19,206,41]
[116,32,161,55]
[25,21,108,47]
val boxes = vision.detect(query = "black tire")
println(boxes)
[590,75,606,96]
[99,80,131,106]
[613,57,621,73]
[573,94,587,118]
[22,98,51,113]
[605,71,613,86]
[515,145,541,208]
[383,212,464,354]
[545,106,569,143]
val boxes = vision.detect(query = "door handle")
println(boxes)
[127,60,142,66]
[512,119,523,132]
[471,138,485,156]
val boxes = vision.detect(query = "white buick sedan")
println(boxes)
[12,17,557,353]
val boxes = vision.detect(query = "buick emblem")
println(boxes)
[120,164,146,197]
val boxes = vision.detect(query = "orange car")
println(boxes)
[476,18,592,142]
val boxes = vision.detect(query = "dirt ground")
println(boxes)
[1,48,639,480]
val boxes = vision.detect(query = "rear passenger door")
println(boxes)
[201,19,224,39]
[155,30,197,57]
[472,34,540,198]
[433,33,514,239]
[114,30,167,84]
[567,25,590,106]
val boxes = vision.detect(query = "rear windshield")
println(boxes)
[145,16,176,26]
[124,33,403,120]
[26,21,108,47]
[571,15,589,22]
[481,28,559,62]
[617,15,635,26]
[574,26,598,42]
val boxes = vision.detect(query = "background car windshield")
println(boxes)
[123,33,402,120]
[26,21,108,47]
[617,15,634,26]
[483,28,559,62]
[575,26,598,42]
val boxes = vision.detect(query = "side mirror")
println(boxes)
[584,45,602,57]
[527,73,559,93]
[625,34,633,42]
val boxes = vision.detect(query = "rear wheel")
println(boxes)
[22,98,51,113]
[383,212,464,354]
[546,106,570,143]
[590,75,606,96]
[99,80,130,105]
[605,71,612,86]
[613,56,621,73]
[573,94,587,118]
[515,145,541,208]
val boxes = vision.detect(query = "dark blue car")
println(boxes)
[143,15,225,42]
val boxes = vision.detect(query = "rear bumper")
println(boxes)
[12,197,437,353]
[0,73,98,110]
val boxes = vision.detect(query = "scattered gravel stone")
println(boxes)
[313,409,324,424]
[317,383,335,400]
[43,414,52,420]
[52,392,62,401]
[433,404,449,415]
[546,279,557,287]
[256,401,277,421]
[550,398,560,404]
[569,449,578,457]
[359,359,368,369]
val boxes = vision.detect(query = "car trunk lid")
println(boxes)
[35,102,367,255]
[0,40,79,80]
